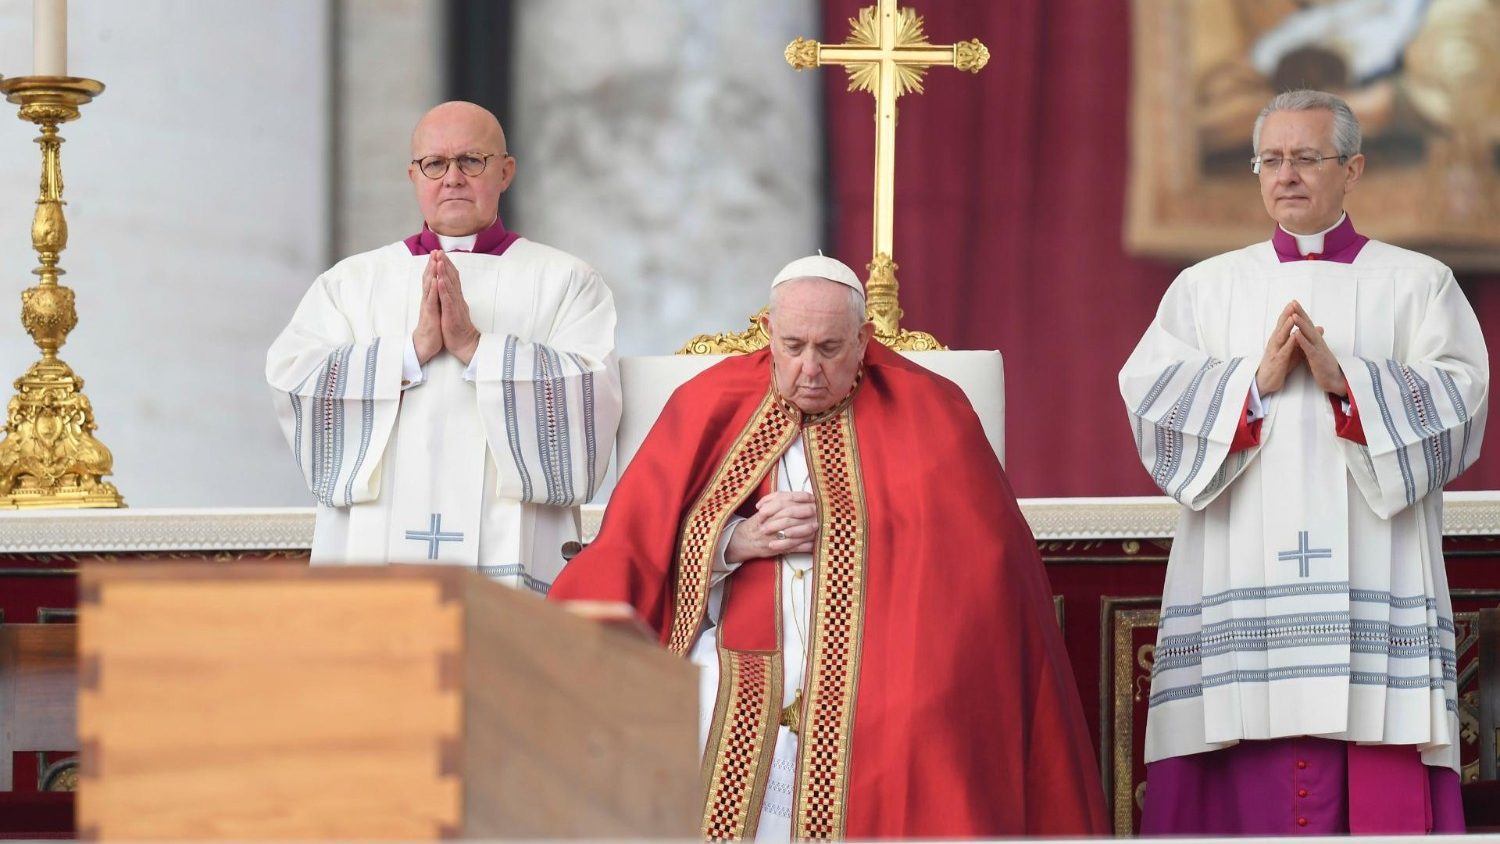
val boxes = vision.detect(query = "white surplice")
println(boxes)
[266,238,621,593]
[1120,238,1488,771]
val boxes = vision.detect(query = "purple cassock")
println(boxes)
[1142,736,1464,835]
[1140,215,1465,836]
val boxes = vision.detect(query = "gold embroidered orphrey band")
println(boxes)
[701,648,782,840]
[685,401,870,840]
[667,390,798,657]
[791,411,867,839]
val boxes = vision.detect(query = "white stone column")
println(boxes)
[508,0,825,355]
[332,0,443,256]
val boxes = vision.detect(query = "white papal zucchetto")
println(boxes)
[770,254,863,295]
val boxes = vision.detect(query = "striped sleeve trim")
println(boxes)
[1174,357,1243,498]
[569,352,600,502]
[342,339,382,507]
[298,341,384,508]
[1363,358,1417,507]
[532,343,574,506]
[501,335,535,502]
[1131,357,1245,503]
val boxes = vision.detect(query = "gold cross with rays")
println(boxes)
[675,3,987,356]
[787,2,988,350]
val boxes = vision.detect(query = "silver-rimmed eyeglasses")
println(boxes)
[1252,152,1348,176]
[411,152,506,180]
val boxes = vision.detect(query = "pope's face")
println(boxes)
[1257,108,1364,235]
[763,279,873,415]
[409,104,515,237]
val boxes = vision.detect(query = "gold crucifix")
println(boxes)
[676,3,987,355]
[789,2,988,350]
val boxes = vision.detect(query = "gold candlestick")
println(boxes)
[0,75,123,509]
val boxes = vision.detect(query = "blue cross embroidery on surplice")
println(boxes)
[405,513,465,560]
[1277,530,1333,578]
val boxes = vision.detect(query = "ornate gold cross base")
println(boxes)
[864,252,943,351]
[0,75,123,509]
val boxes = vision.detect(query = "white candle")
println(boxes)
[33,0,67,77]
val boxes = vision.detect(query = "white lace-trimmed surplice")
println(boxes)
[266,238,621,593]
[1120,238,1487,771]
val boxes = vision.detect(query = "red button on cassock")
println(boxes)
[1297,818,1309,827]
[1296,760,1308,769]
[1297,789,1309,798]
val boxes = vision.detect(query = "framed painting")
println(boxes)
[1127,0,1500,270]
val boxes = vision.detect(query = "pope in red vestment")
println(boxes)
[550,257,1107,839]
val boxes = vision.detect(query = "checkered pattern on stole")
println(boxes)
[702,650,780,841]
[668,392,797,656]
[793,412,868,840]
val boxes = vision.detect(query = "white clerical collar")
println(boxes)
[436,232,478,252]
[1280,212,1346,257]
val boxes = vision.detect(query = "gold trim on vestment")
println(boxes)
[701,646,783,841]
[690,376,869,839]
[792,410,868,840]
[668,391,798,656]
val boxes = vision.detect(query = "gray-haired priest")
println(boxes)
[266,101,620,592]
[1120,89,1488,835]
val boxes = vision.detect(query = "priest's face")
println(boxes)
[409,102,517,236]
[1256,108,1364,235]
[763,279,874,415]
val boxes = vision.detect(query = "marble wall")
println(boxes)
[334,0,442,257]
[508,0,825,356]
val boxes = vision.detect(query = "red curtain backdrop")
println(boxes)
[822,0,1500,497]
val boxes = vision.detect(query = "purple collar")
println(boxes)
[404,216,520,256]
[1271,214,1367,264]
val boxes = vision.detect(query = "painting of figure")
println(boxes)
[1128,0,1500,268]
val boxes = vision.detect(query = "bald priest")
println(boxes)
[550,256,1108,839]
[267,102,620,592]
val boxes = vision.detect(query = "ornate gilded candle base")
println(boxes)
[0,75,124,509]
[0,359,122,509]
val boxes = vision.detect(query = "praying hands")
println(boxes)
[727,490,819,562]
[1255,299,1347,398]
[413,249,482,366]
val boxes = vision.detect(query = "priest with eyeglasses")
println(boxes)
[267,101,620,593]
[1120,89,1488,835]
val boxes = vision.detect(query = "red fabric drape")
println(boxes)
[823,0,1500,496]
[551,344,1109,836]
